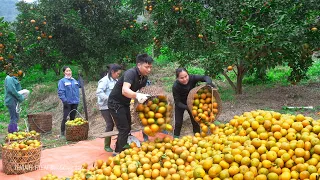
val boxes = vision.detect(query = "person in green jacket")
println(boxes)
[4,74,25,133]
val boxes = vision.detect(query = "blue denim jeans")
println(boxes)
[7,101,19,133]
[7,102,19,124]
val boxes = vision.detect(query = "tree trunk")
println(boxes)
[83,66,90,81]
[42,66,47,75]
[52,66,60,76]
[236,72,243,94]
[222,71,237,92]
[236,61,246,94]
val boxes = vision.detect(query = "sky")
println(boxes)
[20,0,36,3]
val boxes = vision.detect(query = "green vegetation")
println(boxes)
[279,106,320,116]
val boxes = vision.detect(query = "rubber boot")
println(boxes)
[8,123,18,133]
[143,132,149,141]
[123,144,130,149]
[104,137,113,152]
[173,135,179,139]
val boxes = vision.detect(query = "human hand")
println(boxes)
[136,93,150,103]
[206,82,217,89]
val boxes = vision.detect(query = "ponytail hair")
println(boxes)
[106,64,122,79]
[175,67,188,78]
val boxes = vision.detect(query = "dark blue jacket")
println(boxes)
[58,77,81,104]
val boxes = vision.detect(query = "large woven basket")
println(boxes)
[187,84,222,121]
[66,122,89,141]
[27,112,52,133]
[131,85,174,131]
[2,145,41,175]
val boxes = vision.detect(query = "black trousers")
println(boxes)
[174,106,200,136]
[61,103,78,133]
[109,106,131,153]
[100,109,114,132]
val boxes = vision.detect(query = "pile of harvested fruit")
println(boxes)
[65,117,88,126]
[42,110,320,180]
[5,130,40,142]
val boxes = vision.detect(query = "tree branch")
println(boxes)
[222,70,237,92]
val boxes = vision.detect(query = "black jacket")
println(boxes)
[108,67,147,108]
[172,75,212,110]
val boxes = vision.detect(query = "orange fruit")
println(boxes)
[212,102,218,108]
[148,111,155,118]
[158,106,166,114]
[165,124,173,131]
[136,104,144,112]
[150,124,160,133]
[155,113,163,119]
[144,126,152,135]
[157,118,165,125]
[158,95,166,101]
[295,114,305,122]
[200,93,207,100]
[141,118,148,126]
[193,167,206,178]
[144,107,150,113]
[147,118,155,124]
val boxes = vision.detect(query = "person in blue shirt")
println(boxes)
[58,66,81,136]
[96,64,122,152]
[4,74,25,133]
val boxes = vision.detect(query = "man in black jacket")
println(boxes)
[108,54,153,153]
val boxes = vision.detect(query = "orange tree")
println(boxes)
[151,0,320,94]
[14,0,152,78]
[0,17,23,77]
[14,1,63,75]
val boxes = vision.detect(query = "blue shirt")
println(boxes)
[57,77,81,104]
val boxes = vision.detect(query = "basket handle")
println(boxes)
[67,109,86,121]
[30,116,49,133]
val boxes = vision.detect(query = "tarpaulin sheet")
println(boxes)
[0,131,169,180]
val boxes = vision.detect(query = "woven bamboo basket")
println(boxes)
[2,144,41,175]
[27,112,52,133]
[66,122,89,141]
[131,85,174,133]
[187,84,222,122]
[5,134,41,143]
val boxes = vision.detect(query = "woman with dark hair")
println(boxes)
[58,66,81,137]
[4,73,26,133]
[172,67,216,138]
[96,64,122,152]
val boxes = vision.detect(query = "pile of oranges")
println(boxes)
[136,95,173,136]
[190,86,219,136]
[41,110,320,180]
